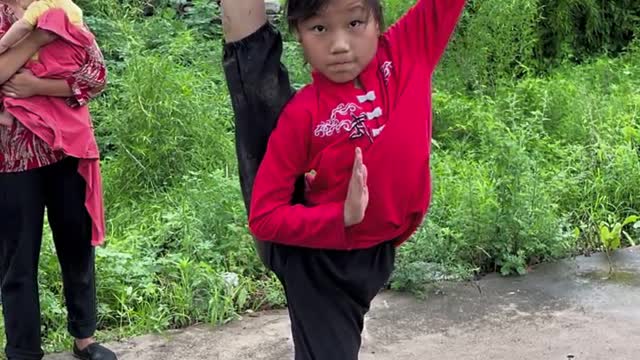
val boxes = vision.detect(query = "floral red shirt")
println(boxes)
[0,4,107,173]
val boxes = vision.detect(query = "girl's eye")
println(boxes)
[312,25,326,33]
[350,20,364,28]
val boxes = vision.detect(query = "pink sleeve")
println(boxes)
[248,98,347,249]
[33,9,107,107]
[64,40,107,107]
[384,0,465,72]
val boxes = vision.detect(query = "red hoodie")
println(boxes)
[249,0,466,250]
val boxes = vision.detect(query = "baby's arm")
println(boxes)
[0,19,35,54]
[0,29,55,84]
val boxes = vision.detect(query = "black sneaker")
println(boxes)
[73,342,118,360]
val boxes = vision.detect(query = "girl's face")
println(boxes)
[295,0,380,84]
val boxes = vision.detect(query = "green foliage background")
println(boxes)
[0,0,638,354]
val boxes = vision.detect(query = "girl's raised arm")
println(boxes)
[385,0,465,72]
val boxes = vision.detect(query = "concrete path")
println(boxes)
[47,247,640,360]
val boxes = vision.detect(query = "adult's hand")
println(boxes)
[2,69,39,98]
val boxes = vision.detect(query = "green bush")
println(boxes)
[395,48,640,286]
[0,0,638,354]
[435,0,640,92]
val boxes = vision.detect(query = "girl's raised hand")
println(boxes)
[344,147,369,227]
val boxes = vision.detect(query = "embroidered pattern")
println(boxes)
[381,61,393,83]
[349,113,373,143]
[314,98,387,140]
[314,103,361,137]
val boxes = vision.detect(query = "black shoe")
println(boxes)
[73,342,117,360]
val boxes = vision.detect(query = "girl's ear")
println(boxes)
[293,27,301,42]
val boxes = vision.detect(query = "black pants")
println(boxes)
[0,157,97,360]
[269,242,395,360]
[223,23,396,359]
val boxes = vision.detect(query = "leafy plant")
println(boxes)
[599,215,640,272]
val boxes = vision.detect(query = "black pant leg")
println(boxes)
[45,158,97,339]
[273,242,396,360]
[222,22,305,268]
[0,168,46,360]
[44,158,97,339]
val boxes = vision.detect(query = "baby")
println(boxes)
[0,0,83,126]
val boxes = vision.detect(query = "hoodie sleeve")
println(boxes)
[384,0,465,73]
[249,94,348,249]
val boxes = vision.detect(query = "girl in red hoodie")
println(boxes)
[222,0,465,358]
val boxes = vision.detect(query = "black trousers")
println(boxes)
[0,157,97,360]
[223,23,396,360]
[269,242,395,360]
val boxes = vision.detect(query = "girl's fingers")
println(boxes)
[354,147,362,171]
[362,164,368,185]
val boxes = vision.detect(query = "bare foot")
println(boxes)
[0,111,14,127]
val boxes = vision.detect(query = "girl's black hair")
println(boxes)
[286,0,385,31]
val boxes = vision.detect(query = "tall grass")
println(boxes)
[0,0,637,354]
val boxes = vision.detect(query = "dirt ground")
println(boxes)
[47,247,640,360]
